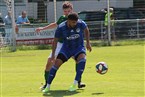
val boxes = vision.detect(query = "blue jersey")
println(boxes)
[55,19,87,50]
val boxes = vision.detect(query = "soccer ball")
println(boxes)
[96,62,108,74]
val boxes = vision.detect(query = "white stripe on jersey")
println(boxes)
[58,21,66,28]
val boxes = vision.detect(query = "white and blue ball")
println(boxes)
[96,62,108,74]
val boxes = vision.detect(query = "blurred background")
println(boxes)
[0,0,145,50]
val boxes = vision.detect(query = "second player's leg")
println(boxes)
[41,42,63,90]
[45,57,54,71]
[47,58,64,84]
[42,53,68,93]
[40,57,54,90]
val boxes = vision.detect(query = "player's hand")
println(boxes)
[36,27,43,33]
[86,43,92,52]
[50,55,55,62]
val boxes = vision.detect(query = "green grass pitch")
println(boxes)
[0,45,144,97]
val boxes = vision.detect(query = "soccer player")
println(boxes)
[42,12,92,93]
[36,1,85,90]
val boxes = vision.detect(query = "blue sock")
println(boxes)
[47,66,58,84]
[75,58,86,82]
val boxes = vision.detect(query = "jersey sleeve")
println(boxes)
[56,15,67,25]
[56,16,63,25]
[81,21,87,30]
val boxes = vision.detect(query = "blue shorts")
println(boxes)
[58,45,86,61]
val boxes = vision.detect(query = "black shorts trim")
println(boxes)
[57,53,68,63]
[74,52,86,60]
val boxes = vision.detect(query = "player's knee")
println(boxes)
[75,52,86,61]
[78,58,86,64]
[57,53,67,63]
[47,58,53,65]
[47,57,51,62]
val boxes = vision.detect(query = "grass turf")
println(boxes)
[0,45,144,97]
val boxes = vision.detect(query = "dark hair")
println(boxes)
[62,1,73,9]
[67,12,78,21]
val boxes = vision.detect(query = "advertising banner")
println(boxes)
[5,27,55,45]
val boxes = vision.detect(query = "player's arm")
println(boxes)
[51,38,58,60]
[51,25,62,60]
[84,27,92,52]
[81,20,92,52]
[36,22,57,32]
[35,15,65,32]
